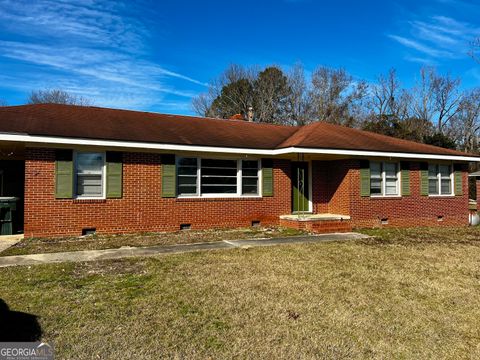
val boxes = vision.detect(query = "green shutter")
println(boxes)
[420,162,429,196]
[454,164,463,196]
[262,159,273,197]
[360,160,370,197]
[55,150,73,199]
[401,161,411,196]
[161,154,176,198]
[106,152,123,198]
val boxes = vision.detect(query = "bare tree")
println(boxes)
[370,68,409,120]
[310,66,368,126]
[449,88,480,153]
[285,63,312,126]
[410,67,436,123]
[469,37,480,63]
[27,89,92,106]
[0,99,7,106]
[431,73,462,133]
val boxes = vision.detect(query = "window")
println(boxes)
[176,157,260,197]
[242,160,259,195]
[177,157,198,196]
[75,152,104,197]
[428,164,452,195]
[201,159,237,194]
[370,162,399,196]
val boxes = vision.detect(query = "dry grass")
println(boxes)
[1,227,480,359]
[0,226,305,256]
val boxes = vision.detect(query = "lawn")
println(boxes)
[1,227,479,359]
[0,226,305,256]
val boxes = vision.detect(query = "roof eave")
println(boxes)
[1,132,479,162]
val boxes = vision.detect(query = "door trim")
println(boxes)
[291,160,313,213]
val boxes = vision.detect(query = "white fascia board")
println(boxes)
[1,133,479,162]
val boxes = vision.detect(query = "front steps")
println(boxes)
[279,214,352,233]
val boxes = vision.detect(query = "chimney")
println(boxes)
[247,106,254,122]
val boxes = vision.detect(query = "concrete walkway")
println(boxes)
[0,235,23,253]
[0,232,368,268]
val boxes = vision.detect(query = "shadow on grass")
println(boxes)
[0,299,42,341]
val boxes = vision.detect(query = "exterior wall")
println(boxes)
[23,148,470,238]
[311,160,351,215]
[348,160,469,228]
[476,179,480,210]
[24,148,291,238]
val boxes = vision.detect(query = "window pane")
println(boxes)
[385,163,397,178]
[242,160,258,169]
[370,179,382,195]
[77,175,102,196]
[429,179,439,195]
[201,185,237,194]
[441,179,451,194]
[178,158,197,166]
[439,165,450,178]
[201,159,237,168]
[201,159,238,194]
[242,160,258,195]
[178,157,198,195]
[428,164,437,178]
[77,153,103,174]
[370,162,381,177]
[385,178,398,195]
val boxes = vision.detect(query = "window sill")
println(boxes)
[370,195,401,199]
[73,198,107,204]
[428,194,455,198]
[176,196,263,202]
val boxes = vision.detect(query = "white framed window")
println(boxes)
[176,157,260,197]
[75,152,105,198]
[370,161,400,197]
[428,164,453,196]
[241,160,259,195]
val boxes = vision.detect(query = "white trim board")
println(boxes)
[1,133,479,162]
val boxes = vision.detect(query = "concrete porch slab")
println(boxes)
[279,214,351,222]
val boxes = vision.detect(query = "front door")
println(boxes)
[292,162,309,213]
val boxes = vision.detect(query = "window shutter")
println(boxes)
[106,151,123,198]
[161,154,176,198]
[55,150,73,199]
[454,164,463,196]
[262,159,273,197]
[359,160,370,197]
[401,161,411,196]
[420,162,429,196]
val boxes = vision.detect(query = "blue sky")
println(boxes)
[0,0,479,115]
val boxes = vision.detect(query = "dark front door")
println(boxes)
[292,162,309,213]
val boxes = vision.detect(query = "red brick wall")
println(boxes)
[24,148,292,237]
[24,148,470,237]
[312,160,351,215]
[348,160,469,228]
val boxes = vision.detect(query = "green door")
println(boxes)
[292,162,309,213]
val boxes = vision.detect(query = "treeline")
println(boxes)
[193,64,480,153]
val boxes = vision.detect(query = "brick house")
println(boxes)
[0,104,478,238]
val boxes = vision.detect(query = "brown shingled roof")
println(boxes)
[0,104,475,158]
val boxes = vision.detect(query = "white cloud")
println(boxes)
[389,14,480,63]
[0,0,206,110]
